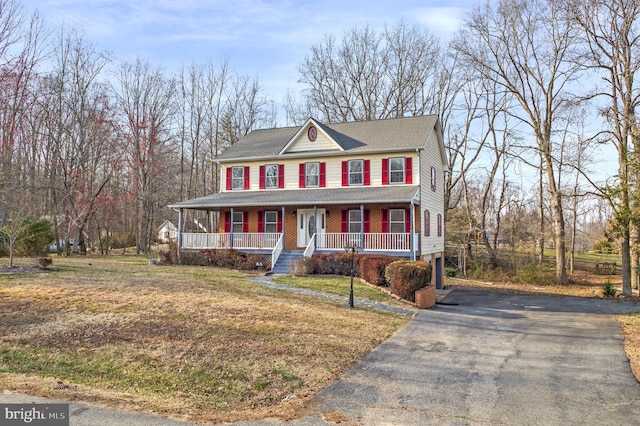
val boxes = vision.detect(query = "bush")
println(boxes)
[359,255,396,287]
[516,262,555,286]
[602,281,617,298]
[290,256,315,276]
[313,253,356,276]
[385,260,432,302]
[444,267,456,277]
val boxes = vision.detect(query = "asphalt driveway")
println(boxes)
[3,289,640,425]
[294,289,640,425]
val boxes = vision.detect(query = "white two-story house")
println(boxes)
[168,115,448,287]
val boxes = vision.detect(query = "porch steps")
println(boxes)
[270,250,304,275]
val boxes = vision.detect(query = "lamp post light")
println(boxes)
[344,243,361,308]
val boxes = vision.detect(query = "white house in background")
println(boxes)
[157,220,178,243]
[168,115,448,287]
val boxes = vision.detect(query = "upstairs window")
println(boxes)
[382,157,412,184]
[349,160,363,185]
[306,162,319,187]
[437,213,442,237]
[389,158,405,184]
[260,164,284,189]
[265,164,278,189]
[226,166,249,190]
[342,159,369,186]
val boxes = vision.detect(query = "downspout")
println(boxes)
[410,200,415,261]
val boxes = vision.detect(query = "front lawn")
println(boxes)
[0,257,409,424]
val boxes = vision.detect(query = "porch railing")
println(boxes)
[180,232,419,253]
[272,234,284,267]
[181,233,281,250]
[318,232,417,252]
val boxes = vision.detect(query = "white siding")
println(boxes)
[222,152,419,192]
[419,130,446,255]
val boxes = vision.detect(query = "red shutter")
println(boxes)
[226,168,232,190]
[257,211,264,233]
[277,212,283,233]
[341,210,348,233]
[278,164,285,188]
[405,209,411,233]
[243,212,249,233]
[259,165,265,189]
[382,209,389,233]
[405,158,413,184]
[382,158,389,185]
[342,161,348,186]
[224,211,231,232]
[320,162,326,187]
[364,209,370,233]
[299,163,305,188]
[244,166,250,189]
[364,159,370,186]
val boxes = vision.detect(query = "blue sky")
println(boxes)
[26,0,474,102]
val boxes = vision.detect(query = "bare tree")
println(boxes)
[456,0,582,284]
[40,29,115,255]
[567,0,640,296]
[298,21,440,122]
[114,57,178,254]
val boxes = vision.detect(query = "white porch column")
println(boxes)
[410,200,415,261]
[177,208,184,249]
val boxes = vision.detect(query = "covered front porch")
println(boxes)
[169,186,422,269]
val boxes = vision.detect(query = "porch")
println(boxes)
[179,231,420,268]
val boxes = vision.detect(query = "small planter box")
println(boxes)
[415,285,436,309]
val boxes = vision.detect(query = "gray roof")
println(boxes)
[168,186,420,210]
[219,115,439,161]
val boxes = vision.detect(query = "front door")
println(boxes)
[297,209,326,247]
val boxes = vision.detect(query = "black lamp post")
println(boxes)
[344,243,361,308]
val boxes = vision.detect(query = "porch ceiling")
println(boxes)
[168,185,420,210]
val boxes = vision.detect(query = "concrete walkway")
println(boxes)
[3,287,640,425]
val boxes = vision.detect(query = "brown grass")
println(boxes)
[0,256,409,424]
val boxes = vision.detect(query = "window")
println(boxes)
[348,210,362,233]
[389,209,405,233]
[437,213,442,237]
[232,211,244,233]
[305,162,319,187]
[264,211,277,233]
[424,210,431,237]
[349,160,363,185]
[232,166,245,190]
[431,166,437,192]
[389,158,405,184]
[265,164,278,188]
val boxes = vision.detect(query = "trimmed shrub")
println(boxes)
[385,260,432,302]
[359,254,396,287]
[313,252,356,276]
[290,256,315,276]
